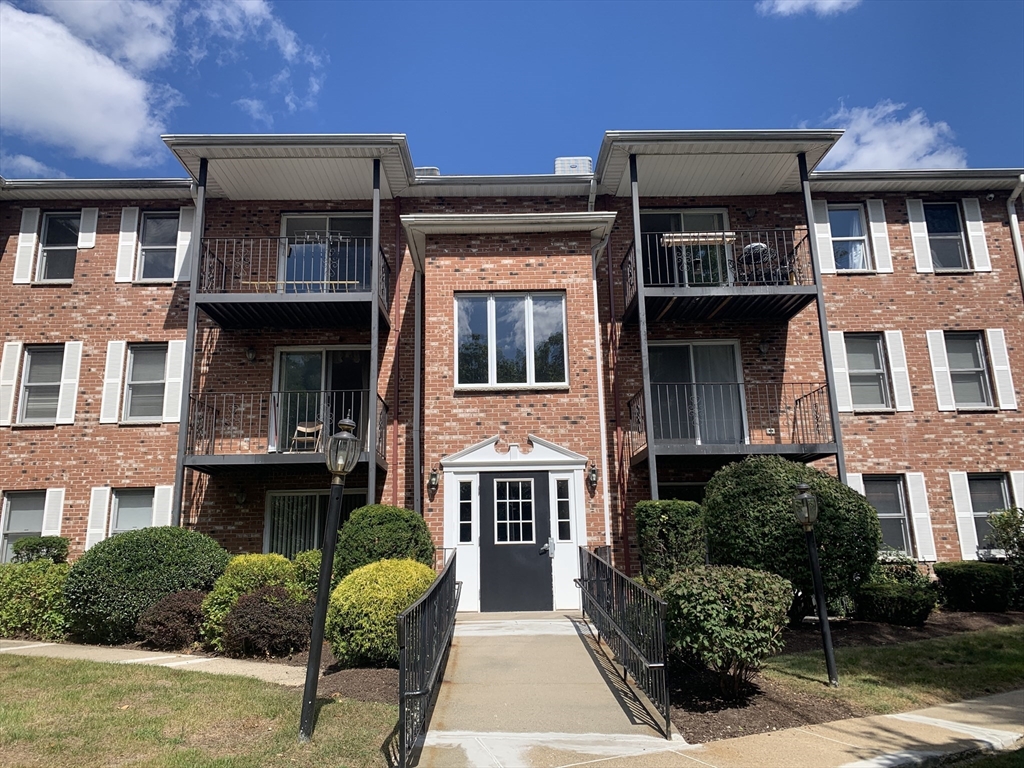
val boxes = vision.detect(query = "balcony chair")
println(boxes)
[289,420,323,452]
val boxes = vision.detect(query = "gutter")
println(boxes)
[1008,175,1024,303]
[591,233,613,548]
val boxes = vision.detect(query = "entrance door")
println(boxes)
[479,472,553,612]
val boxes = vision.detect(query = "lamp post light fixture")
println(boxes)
[299,416,361,743]
[793,482,839,687]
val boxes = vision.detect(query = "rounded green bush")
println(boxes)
[63,527,230,644]
[933,561,1014,612]
[333,505,435,580]
[0,560,71,641]
[201,553,303,650]
[634,500,706,589]
[293,549,323,595]
[855,581,936,626]
[325,558,436,667]
[703,456,881,621]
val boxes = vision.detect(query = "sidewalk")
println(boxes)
[3,622,1023,768]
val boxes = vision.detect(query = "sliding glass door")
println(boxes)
[650,343,745,444]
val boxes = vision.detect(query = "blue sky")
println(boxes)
[1,0,1022,179]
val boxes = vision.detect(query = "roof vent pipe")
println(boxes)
[554,156,593,175]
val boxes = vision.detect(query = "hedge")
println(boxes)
[0,560,70,641]
[222,585,314,658]
[334,505,435,580]
[933,561,1014,612]
[634,500,705,589]
[855,581,936,626]
[12,536,69,564]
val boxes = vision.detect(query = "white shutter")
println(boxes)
[985,329,1016,410]
[949,472,977,560]
[14,208,40,284]
[905,473,937,562]
[811,200,836,274]
[115,207,139,283]
[162,340,186,423]
[828,331,852,412]
[174,206,195,282]
[0,341,23,426]
[100,341,126,423]
[866,199,893,272]
[152,485,174,527]
[907,199,932,273]
[55,341,83,424]
[42,488,65,537]
[846,473,864,494]
[86,487,111,550]
[884,331,914,411]
[1010,472,1024,509]
[961,198,991,271]
[78,208,98,249]
[926,330,956,411]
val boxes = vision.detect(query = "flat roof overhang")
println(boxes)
[809,169,1024,194]
[0,177,193,201]
[161,134,416,201]
[595,130,843,198]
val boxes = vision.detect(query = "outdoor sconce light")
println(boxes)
[245,346,257,363]
[587,461,598,490]
[428,465,439,494]
[792,482,838,687]
[300,416,360,742]
[759,339,770,357]
[235,488,246,505]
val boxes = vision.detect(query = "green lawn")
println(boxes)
[764,625,1024,715]
[0,655,397,768]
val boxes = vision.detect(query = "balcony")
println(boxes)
[195,236,392,329]
[622,229,817,322]
[183,389,388,473]
[626,382,835,463]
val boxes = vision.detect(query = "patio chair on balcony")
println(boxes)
[738,242,794,285]
[289,420,323,452]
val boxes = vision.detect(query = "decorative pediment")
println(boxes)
[441,434,587,470]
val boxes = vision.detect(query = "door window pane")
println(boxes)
[112,489,154,533]
[1,491,46,563]
[20,346,63,423]
[555,478,571,541]
[38,213,79,280]
[494,479,534,543]
[459,481,473,543]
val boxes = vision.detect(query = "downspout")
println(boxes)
[606,232,631,573]
[172,157,208,526]
[1007,175,1024,303]
[591,233,613,548]
[368,159,381,502]
[798,153,847,484]
[413,264,423,516]
[392,197,402,506]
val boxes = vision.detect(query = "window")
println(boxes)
[283,215,373,293]
[456,293,567,387]
[945,332,993,409]
[640,210,730,286]
[828,206,871,270]
[845,334,891,409]
[863,477,913,555]
[968,474,1010,551]
[111,489,155,534]
[459,481,473,543]
[37,213,80,281]
[924,203,969,270]
[124,345,167,421]
[554,478,571,541]
[1,491,45,563]
[138,213,179,280]
[265,490,367,558]
[494,479,534,543]
[19,346,63,423]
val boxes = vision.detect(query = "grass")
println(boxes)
[763,625,1024,715]
[0,655,397,768]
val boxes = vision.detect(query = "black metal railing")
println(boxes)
[626,229,812,291]
[398,551,461,768]
[576,547,670,739]
[197,236,392,311]
[185,389,387,459]
[626,382,833,453]
[622,239,638,309]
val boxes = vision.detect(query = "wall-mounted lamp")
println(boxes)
[235,488,247,505]
[759,339,770,357]
[245,346,257,363]
[587,461,598,490]
[745,208,758,221]
[427,465,439,494]
[985,193,996,202]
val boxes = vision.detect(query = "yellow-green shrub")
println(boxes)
[325,558,436,667]
[0,560,70,641]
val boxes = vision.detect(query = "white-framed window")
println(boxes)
[945,332,993,409]
[18,346,63,423]
[640,209,731,286]
[37,213,81,281]
[927,329,1015,412]
[455,293,567,388]
[137,212,180,281]
[115,206,195,284]
[907,198,990,273]
[923,203,968,270]
[967,474,1011,552]
[845,334,892,410]
[863,476,913,555]
[87,485,174,549]
[123,344,168,421]
[1,342,82,427]
[458,480,473,544]
[827,205,871,271]
[950,471,1023,560]
[554,477,572,542]
[264,489,367,558]
[111,488,156,535]
[1,491,45,563]
[494,478,535,544]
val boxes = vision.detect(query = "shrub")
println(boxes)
[874,549,931,586]
[222,585,314,658]
[201,553,303,650]
[135,590,206,650]
[988,507,1024,609]
[703,456,881,621]
[662,566,792,695]
[334,505,435,580]
[63,527,230,644]
[634,500,706,589]
[933,561,1014,612]
[12,536,69,564]
[855,581,936,626]
[326,559,436,667]
[0,560,70,641]
[293,549,323,595]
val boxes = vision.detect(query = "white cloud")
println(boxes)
[234,97,273,126]
[33,0,179,72]
[0,152,68,178]
[0,2,174,167]
[186,0,305,64]
[820,100,968,170]
[756,0,860,17]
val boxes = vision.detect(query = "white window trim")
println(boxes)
[13,209,95,286]
[17,344,70,425]
[109,488,155,536]
[827,204,873,272]
[35,212,81,283]
[1,490,63,563]
[122,344,168,423]
[454,292,569,390]
[952,472,1015,560]
[136,211,179,283]
[910,199,989,273]
[843,333,892,411]
[945,331,995,410]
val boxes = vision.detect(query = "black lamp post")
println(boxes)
[793,482,839,687]
[299,417,361,742]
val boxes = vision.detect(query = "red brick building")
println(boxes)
[2,131,1021,612]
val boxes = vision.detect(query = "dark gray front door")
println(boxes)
[479,472,553,612]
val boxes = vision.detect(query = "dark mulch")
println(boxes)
[270,641,400,705]
[669,610,1024,744]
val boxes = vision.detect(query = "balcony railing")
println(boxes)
[186,389,388,462]
[627,382,833,454]
[197,236,392,312]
